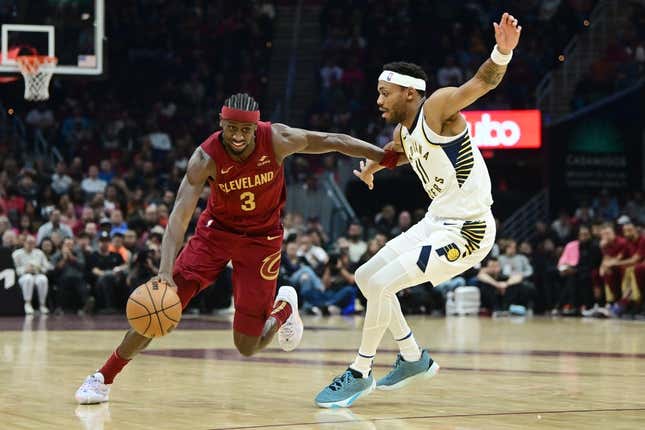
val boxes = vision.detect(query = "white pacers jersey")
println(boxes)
[377,104,496,287]
[400,104,493,220]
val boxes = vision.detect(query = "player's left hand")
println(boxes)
[494,12,522,54]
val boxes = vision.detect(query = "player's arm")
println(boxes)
[425,13,521,123]
[157,147,213,289]
[271,123,384,163]
[352,125,409,190]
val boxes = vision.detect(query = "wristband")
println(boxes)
[379,149,399,170]
[490,44,512,65]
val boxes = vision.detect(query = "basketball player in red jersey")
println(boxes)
[76,93,385,404]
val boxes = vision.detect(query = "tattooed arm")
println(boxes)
[157,147,213,289]
[424,12,522,124]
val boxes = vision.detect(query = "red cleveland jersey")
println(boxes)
[199,121,286,235]
[601,236,627,258]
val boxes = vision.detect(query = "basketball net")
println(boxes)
[16,55,57,101]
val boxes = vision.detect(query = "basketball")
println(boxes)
[126,279,182,338]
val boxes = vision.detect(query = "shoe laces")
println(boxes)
[83,375,103,390]
[280,319,294,338]
[328,369,354,391]
[392,353,404,370]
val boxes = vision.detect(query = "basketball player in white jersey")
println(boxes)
[315,12,522,408]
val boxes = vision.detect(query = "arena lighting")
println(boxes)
[462,109,542,149]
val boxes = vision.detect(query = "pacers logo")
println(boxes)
[260,250,281,280]
[436,243,461,262]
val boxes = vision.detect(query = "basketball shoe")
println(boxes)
[315,368,375,408]
[376,349,440,391]
[75,372,110,404]
[275,286,303,351]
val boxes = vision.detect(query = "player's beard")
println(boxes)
[383,109,403,125]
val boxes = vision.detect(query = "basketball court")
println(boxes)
[2,315,645,429]
[1,1,643,429]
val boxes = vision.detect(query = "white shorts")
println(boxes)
[383,211,496,287]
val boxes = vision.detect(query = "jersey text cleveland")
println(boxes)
[219,171,275,193]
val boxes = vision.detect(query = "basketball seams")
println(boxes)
[128,296,152,314]
[161,301,181,312]
[127,313,153,321]
[142,312,152,336]
[145,281,166,336]
[161,307,180,323]
[158,283,179,329]
[127,295,153,335]
[127,280,181,338]
[159,281,181,323]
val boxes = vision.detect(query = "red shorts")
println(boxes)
[173,222,283,337]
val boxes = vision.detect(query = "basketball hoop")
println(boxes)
[16,55,57,101]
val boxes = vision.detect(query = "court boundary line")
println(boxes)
[209,407,645,429]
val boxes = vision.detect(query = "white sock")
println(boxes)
[354,257,417,374]
[350,353,373,378]
[397,332,421,362]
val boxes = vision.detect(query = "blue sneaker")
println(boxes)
[315,368,375,408]
[376,349,440,391]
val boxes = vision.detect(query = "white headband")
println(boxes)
[378,70,426,91]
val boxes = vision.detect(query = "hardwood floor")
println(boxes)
[1,314,644,429]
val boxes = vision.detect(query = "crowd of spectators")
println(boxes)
[0,1,643,320]
[571,1,645,109]
[2,180,643,318]
[0,0,276,315]
[308,0,599,145]
[274,189,645,320]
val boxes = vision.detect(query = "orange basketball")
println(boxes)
[126,279,182,338]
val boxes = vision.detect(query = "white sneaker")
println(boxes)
[275,286,303,352]
[75,372,110,404]
[39,305,49,315]
[24,302,34,315]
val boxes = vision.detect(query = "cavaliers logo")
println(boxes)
[260,250,281,280]
[436,243,461,262]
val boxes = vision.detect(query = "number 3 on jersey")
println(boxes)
[240,192,256,211]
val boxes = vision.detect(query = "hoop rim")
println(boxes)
[16,55,58,74]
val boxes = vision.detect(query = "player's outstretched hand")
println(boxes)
[494,12,522,53]
[353,160,375,190]
[155,273,178,292]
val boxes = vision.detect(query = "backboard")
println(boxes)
[0,0,104,75]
